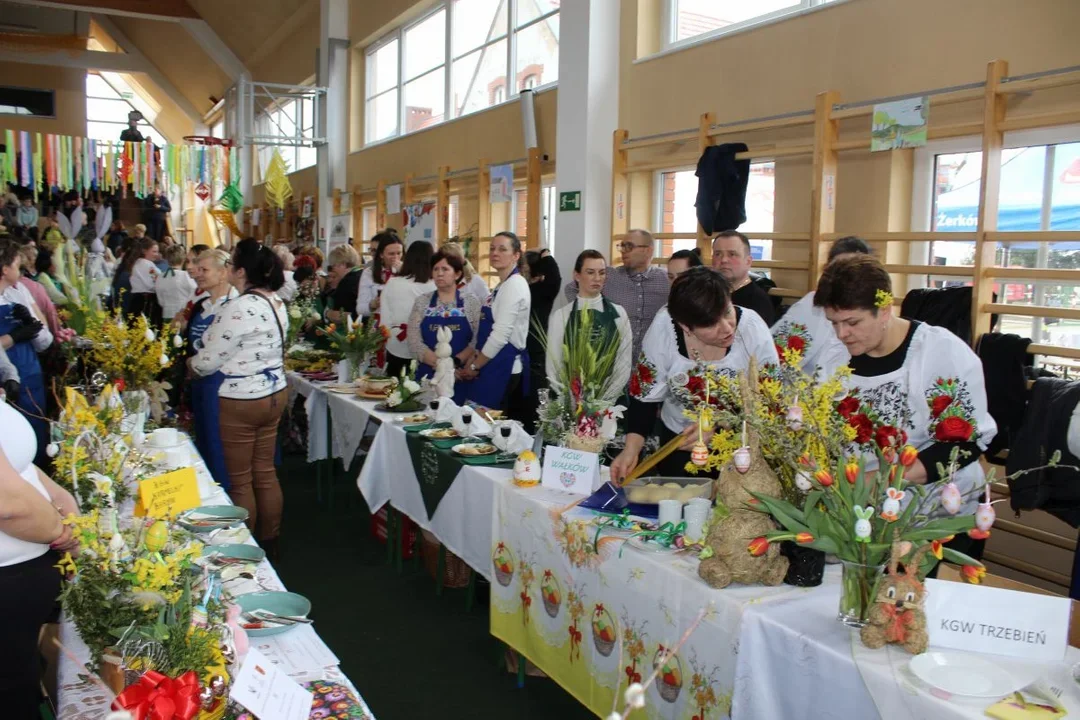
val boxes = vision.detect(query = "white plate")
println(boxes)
[395,413,432,424]
[909,650,1040,698]
[420,428,460,439]
[452,443,498,456]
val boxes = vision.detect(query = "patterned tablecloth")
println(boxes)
[55,439,375,720]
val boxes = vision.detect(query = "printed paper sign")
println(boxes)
[134,467,200,518]
[871,96,929,152]
[230,647,313,720]
[541,446,599,496]
[924,578,1070,662]
[490,164,513,204]
[386,183,402,214]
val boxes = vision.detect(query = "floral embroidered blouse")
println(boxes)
[771,290,850,377]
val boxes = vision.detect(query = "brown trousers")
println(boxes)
[219,389,288,541]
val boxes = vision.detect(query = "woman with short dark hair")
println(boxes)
[190,238,289,557]
[407,250,481,402]
[380,241,435,378]
[610,266,778,481]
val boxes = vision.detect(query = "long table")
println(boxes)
[293,374,1080,720]
[56,436,375,720]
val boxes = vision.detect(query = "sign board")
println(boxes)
[924,578,1070,662]
[134,467,200,518]
[559,191,582,212]
[386,183,402,214]
[328,213,350,255]
[541,445,600,496]
[871,96,929,152]
[230,647,313,720]
[490,164,513,204]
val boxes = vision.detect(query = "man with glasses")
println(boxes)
[711,230,776,326]
[565,229,669,362]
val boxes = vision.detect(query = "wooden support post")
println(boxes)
[972,60,1008,346]
[437,165,451,241]
[696,112,716,260]
[611,129,629,261]
[332,188,341,215]
[477,158,491,283]
[376,180,386,230]
[526,147,542,250]
[810,91,840,289]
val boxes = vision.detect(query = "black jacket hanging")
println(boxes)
[900,286,998,345]
[976,332,1033,459]
[695,143,750,235]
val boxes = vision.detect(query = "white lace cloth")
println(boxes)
[56,440,375,719]
[289,373,378,464]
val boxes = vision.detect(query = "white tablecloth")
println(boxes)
[288,373,379,463]
[56,438,375,720]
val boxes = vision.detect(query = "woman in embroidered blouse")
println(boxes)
[190,239,289,557]
[407,251,480,403]
[126,236,163,327]
[380,241,435,378]
[771,236,871,377]
[462,231,532,415]
[610,267,779,482]
[814,255,996,525]
[356,231,404,319]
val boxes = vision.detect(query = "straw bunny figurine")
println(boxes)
[432,325,456,399]
[860,539,931,654]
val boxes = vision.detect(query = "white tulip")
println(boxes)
[386,390,402,407]
[144,327,156,342]
[172,334,184,348]
[403,379,420,394]
[159,353,169,366]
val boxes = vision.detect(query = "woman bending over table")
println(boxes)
[407,250,480,403]
[462,231,531,417]
[190,239,289,558]
[813,255,996,528]
[610,267,779,482]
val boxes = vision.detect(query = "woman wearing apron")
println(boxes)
[814,255,996,557]
[462,231,531,417]
[0,242,53,466]
[611,267,779,481]
[190,240,289,558]
[182,249,237,489]
[545,250,633,397]
[407,251,480,404]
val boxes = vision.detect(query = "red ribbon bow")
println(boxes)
[880,604,916,643]
[396,323,407,342]
[112,670,202,720]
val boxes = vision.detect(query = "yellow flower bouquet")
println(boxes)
[83,313,173,395]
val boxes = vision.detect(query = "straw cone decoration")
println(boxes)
[263,148,293,209]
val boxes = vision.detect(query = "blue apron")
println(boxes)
[187,300,230,489]
[416,290,473,405]
[0,304,47,463]
[465,270,529,410]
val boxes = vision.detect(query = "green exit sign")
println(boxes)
[559,190,582,212]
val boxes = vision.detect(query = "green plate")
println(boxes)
[200,543,265,563]
[178,505,249,534]
[236,591,312,637]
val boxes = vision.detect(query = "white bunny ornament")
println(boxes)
[431,325,456,400]
[853,506,874,543]
[880,487,905,522]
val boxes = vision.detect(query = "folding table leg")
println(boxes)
[435,544,446,596]
[385,508,396,566]
[395,513,405,573]
[464,569,476,612]
[516,653,526,688]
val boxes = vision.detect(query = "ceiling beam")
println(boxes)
[0,48,145,72]
[92,13,206,130]
[179,18,247,81]
[1,0,199,21]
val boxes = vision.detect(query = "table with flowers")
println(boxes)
[53,431,376,720]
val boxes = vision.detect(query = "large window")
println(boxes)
[364,0,559,144]
[654,162,775,259]
[665,0,838,48]
[256,97,316,182]
[85,73,163,145]
[916,132,1080,350]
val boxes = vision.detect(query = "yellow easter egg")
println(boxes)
[144,520,169,553]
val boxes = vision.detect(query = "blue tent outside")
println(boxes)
[935,204,1080,250]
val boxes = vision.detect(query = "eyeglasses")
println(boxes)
[617,242,651,252]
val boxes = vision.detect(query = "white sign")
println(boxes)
[403,202,436,246]
[230,647,314,720]
[541,445,600,496]
[251,208,261,227]
[328,213,351,255]
[251,624,340,682]
[386,183,402,214]
[490,163,513,204]
[924,578,1071,663]
[301,195,313,219]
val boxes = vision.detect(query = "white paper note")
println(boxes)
[386,183,402,214]
[230,647,314,720]
[251,624,340,681]
[541,445,599,496]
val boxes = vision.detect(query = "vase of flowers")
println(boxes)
[838,559,887,627]
[317,315,388,381]
[385,361,424,411]
[83,313,172,397]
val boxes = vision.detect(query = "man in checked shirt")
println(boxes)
[565,229,670,363]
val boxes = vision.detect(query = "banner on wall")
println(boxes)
[403,202,436,246]
[302,195,313,218]
[386,183,402,214]
[328,213,351,256]
[251,208,261,227]
[871,96,929,152]
[490,164,513,203]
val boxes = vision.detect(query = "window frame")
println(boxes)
[661,0,840,53]
[363,0,560,146]
[254,96,317,182]
[910,123,1080,341]
[84,72,164,145]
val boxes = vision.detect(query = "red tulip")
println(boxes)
[814,469,834,487]
[747,537,769,556]
[968,528,991,540]
[961,565,986,584]
[795,532,814,544]
[900,445,919,467]
[844,462,859,484]
[930,540,944,559]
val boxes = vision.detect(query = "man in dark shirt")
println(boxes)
[711,230,775,325]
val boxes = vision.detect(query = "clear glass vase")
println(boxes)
[838,559,886,628]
